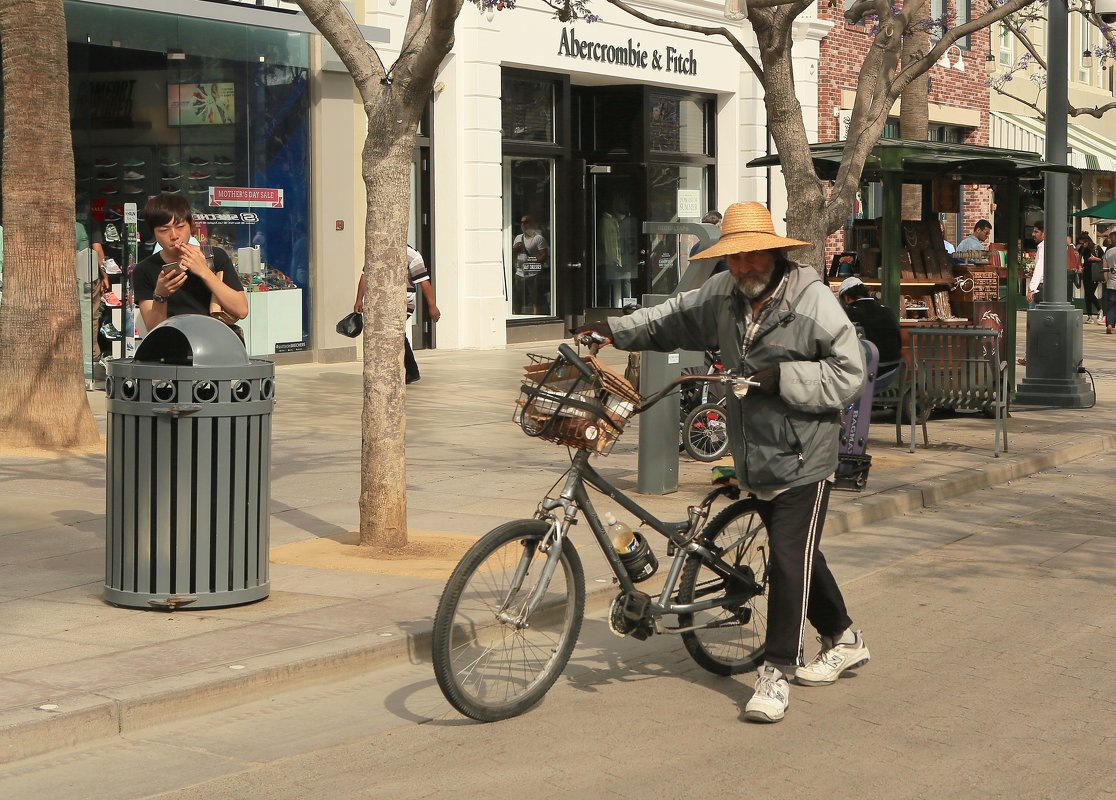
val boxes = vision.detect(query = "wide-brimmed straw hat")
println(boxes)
[691,201,810,260]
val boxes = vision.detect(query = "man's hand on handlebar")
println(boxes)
[571,321,613,352]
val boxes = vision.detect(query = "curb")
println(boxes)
[4,434,1115,764]
[826,433,1116,535]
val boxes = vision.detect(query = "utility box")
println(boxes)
[104,315,274,610]
[635,220,722,495]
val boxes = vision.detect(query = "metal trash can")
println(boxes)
[104,315,275,610]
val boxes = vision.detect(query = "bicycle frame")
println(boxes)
[519,448,762,634]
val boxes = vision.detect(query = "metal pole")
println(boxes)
[1014,0,1091,407]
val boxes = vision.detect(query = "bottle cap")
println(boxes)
[604,512,617,525]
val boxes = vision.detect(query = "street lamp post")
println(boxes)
[1014,0,1092,407]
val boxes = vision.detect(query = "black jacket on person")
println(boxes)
[844,297,902,365]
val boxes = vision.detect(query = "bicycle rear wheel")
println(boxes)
[432,520,585,721]
[682,402,730,462]
[676,499,768,675]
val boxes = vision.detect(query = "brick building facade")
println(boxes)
[816,8,993,257]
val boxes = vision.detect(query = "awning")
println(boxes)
[1075,198,1116,219]
[990,111,1116,172]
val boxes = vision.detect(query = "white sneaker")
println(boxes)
[744,666,789,723]
[795,630,870,686]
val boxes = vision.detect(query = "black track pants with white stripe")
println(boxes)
[755,479,853,667]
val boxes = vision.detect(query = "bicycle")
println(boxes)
[679,350,730,463]
[432,342,768,722]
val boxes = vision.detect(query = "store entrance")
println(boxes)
[587,166,645,310]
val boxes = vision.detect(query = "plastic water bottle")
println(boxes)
[603,513,658,583]
[605,512,637,554]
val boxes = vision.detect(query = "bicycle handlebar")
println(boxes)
[557,342,596,381]
[558,342,757,414]
[637,372,758,414]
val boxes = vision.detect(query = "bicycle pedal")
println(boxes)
[608,591,654,640]
[621,590,652,622]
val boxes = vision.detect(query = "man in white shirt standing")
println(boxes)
[1026,221,1046,308]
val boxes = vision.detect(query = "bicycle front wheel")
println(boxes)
[432,520,585,722]
[682,402,730,462]
[677,499,768,675]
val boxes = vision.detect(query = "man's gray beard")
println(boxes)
[734,266,776,298]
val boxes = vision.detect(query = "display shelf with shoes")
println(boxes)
[122,156,145,168]
[188,156,210,167]
[213,155,234,166]
[122,169,145,181]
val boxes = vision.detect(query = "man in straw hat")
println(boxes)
[576,201,869,723]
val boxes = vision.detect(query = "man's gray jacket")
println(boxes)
[610,264,866,494]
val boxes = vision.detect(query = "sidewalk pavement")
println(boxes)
[1,313,1113,764]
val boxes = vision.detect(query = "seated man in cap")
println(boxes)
[837,276,902,383]
[576,201,869,724]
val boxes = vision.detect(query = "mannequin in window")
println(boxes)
[600,195,636,307]
[512,215,549,315]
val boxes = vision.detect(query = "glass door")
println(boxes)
[591,169,643,308]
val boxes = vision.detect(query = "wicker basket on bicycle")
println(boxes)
[514,352,641,455]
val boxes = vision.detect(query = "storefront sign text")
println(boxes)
[557,28,698,76]
[194,211,262,225]
[209,187,285,208]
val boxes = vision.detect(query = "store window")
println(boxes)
[503,158,555,318]
[998,23,1013,67]
[649,94,708,155]
[65,1,311,355]
[648,164,709,295]
[928,125,965,143]
[502,77,555,143]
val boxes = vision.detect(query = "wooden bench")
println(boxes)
[898,326,1008,457]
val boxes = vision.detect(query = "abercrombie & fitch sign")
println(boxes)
[557,27,698,76]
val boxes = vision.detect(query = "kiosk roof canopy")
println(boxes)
[748,139,1079,183]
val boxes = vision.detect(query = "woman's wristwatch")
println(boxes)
[153,292,168,304]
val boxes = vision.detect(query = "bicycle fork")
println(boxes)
[496,515,570,630]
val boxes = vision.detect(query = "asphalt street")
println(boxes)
[2,450,1114,799]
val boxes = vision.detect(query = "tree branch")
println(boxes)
[991,83,1045,118]
[1001,10,1044,71]
[406,0,463,90]
[295,0,385,96]
[887,0,1040,103]
[1072,100,1116,119]
[602,0,765,82]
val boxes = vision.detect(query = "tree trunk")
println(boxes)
[358,131,414,551]
[0,0,100,451]
[752,7,828,271]
[297,0,462,549]
[899,0,931,220]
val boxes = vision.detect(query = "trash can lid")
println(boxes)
[134,314,250,367]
